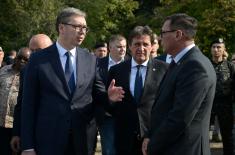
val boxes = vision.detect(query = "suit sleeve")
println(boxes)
[21,54,40,150]
[12,68,25,136]
[92,58,109,106]
[148,60,215,154]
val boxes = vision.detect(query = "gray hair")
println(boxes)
[165,13,198,39]
[56,7,86,33]
[109,34,126,45]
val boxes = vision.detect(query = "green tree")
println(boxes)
[0,0,63,52]
[64,0,138,49]
[151,0,235,56]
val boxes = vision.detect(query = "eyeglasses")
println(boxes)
[62,23,89,33]
[160,30,177,37]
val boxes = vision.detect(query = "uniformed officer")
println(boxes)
[210,38,235,155]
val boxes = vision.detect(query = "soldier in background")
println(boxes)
[210,38,235,155]
[93,42,108,58]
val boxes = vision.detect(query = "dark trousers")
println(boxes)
[116,132,143,155]
[211,99,234,155]
[87,118,97,155]
[64,128,88,155]
[0,127,12,155]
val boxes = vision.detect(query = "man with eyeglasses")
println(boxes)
[0,47,31,155]
[20,7,123,155]
[143,13,216,155]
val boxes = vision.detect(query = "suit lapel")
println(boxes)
[74,47,86,93]
[101,57,109,84]
[153,46,198,108]
[49,44,70,96]
[139,59,161,105]
[122,60,132,97]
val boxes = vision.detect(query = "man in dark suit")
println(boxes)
[144,13,217,155]
[108,26,168,155]
[96,34,129,155]
[10,34,53,154]
[20,8,121,155]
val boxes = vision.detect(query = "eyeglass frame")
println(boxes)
[160,30,177,38]
[61,22,89,33]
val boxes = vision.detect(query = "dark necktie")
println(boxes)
[65,51,76,94]
[134,65,143,103]
[169,59,176,70]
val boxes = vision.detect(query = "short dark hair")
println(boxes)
[128,26,154,45]
[94,42,107,49]
[165,13,198,39]
[56,7,86,33]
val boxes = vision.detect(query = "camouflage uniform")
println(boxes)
[0,65,20,154]
[0,65,20,128]
[211,60,235,155]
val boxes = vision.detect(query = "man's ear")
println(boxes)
[175,30,184,41]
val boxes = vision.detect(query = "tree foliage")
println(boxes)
[0,0,234,57]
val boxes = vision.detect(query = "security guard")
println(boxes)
[210,38,235,155]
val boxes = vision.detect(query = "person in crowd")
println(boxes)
[20,7,123,155]
[210,38,235,155]
[150,33,159,58]
[0,47,31,155]
[10,34,53,154]
[5,50,17,65]
[143,13,216,155]
[96,34,129,155]
[94,42,108,58]
[107,26,168,155]
[0,47,5,68]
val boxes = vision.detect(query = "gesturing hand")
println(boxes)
[108,79,125,102]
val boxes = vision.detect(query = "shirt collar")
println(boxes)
[56,41,76,57]
[109,55,124,65]
[131,58,149,68]
[173,43,195,63]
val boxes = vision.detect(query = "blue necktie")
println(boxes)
[134,65,143,103]
[65,51,76,94]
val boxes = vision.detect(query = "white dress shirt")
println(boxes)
[130,58,148,97]
[108,55,124,70]
[166,54,172,64]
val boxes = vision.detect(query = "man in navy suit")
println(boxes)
[20,8,123,155]
[108,26,168,155]
[144,13,216,155]
[10,34,52,154]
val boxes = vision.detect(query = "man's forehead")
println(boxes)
[212,43,225,47]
